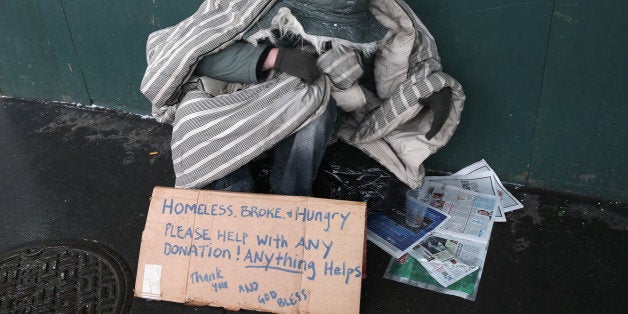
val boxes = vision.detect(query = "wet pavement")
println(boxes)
[1,97,626,313]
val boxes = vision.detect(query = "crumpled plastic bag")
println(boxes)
[312,142,408,215]
[248,142,407,215]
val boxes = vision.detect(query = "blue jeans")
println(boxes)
[212,100,339,196]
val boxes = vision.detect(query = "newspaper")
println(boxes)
[408,234,480,287]
[384,184,496,298]
[367,207,450,259]
[422,184,498,243]
[385,233,488,300]
[425,171,507,222]
[382,160,515,300]
[454,159,524,212]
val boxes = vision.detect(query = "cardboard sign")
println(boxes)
[135,187,367,313]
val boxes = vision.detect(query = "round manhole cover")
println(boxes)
[0,240,133,313]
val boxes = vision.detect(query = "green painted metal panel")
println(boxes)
[531,0,628,201]
[60,0,200,114]
[0,0,89,103]
[407,0,554,184]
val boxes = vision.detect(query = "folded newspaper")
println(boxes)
[377,160,522,300]
[451,159,524,213]
[408,234,481,288]
[367,207,450,259]
[384,185,496,299]
[384,235,488,300]
[422,184,499,243]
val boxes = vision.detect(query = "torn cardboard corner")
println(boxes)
[135,186,367,314]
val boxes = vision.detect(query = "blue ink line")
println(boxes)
[245,266,303,274]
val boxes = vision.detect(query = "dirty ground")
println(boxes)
[0,98,626,313]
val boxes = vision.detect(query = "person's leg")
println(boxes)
[210,165,255,192]
[270,100,339,196]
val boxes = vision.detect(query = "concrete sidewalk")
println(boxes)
[1,97,626,313]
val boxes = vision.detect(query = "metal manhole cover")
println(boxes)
[0,240,133,313]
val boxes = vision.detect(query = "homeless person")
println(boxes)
[140,0,466,196]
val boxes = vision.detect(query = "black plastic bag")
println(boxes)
[248,142,408,214]
[312,142,408,215]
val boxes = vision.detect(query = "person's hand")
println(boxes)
[273,48,321,83]
[420,87,452,140]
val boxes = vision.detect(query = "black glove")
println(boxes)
[420,87,452,140]
[274,48,321,83]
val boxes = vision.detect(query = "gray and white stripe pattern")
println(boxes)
[141,0,278,124]
[141,0,465,190]
[317,48,365,90]
[333,0,464,189]
[351,0,465,143]
[172,74,329,188]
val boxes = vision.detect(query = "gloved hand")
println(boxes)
[420,87,452,140]
[274,48,321,84]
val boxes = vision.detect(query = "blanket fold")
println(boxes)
[141,0,465,189]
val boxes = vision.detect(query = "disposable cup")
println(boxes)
[405,189,429,227]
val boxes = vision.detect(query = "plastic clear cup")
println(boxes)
[405,189,429,227]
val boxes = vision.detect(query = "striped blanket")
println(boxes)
[171,75,329,188]
[141,0,465,189]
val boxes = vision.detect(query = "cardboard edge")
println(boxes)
[138,186,368,313]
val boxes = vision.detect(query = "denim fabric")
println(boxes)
[211,100,339,196]
[211,165,255,192]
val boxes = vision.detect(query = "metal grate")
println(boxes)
[0,240,132,313]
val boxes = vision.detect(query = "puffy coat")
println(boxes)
[141,0,465,189]
[195,0,388,83]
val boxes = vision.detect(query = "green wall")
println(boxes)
[530,0,628,200]
[0,0,198,113]
[0,0,626,202]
